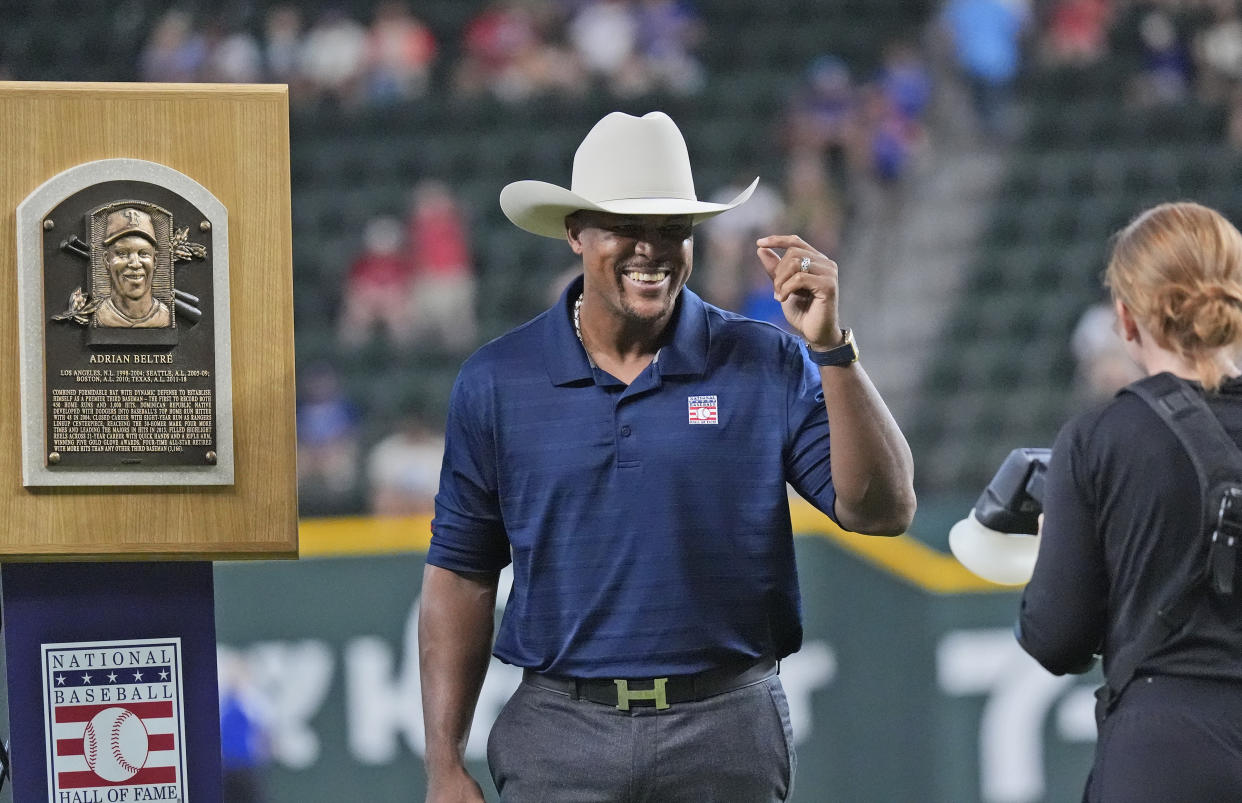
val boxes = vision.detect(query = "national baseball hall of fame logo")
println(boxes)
[41,638,187,802]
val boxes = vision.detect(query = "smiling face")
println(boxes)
[567,211,694,330]
[104,234,156,302]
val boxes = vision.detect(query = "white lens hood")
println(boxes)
[949,509,1040,585]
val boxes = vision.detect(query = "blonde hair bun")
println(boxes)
[1154,282,1242,351]
[1106,202,1242,390]
[1187,283,1242,350]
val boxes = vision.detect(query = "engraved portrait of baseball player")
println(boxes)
[93,207,172,328]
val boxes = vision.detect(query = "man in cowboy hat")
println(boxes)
[420,111,915,802]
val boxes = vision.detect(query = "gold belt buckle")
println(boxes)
[613,677,669,710]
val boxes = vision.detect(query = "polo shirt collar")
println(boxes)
[545,275,593,386]
[656,286,709,377]
[543,275,710,386]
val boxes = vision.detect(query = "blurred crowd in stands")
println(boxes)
[123,0,1242,513]
[931,0,1242,147]
[1041,0,1242,406]
[245,0,949,514]
[138,0,707,108]
[296,172,475,515]
[1032,0,1242,147]
[939,0,1030,140]
[338,179,476,352]
[695,36,935,323]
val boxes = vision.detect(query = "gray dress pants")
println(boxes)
[487,674,796,802]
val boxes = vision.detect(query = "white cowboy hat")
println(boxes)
[499,111,758,239]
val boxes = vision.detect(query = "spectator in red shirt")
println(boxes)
[338,215,417,348]
[407,180,477,352]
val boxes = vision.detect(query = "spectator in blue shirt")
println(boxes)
[419,110,916,803]
[940,0,1028,138]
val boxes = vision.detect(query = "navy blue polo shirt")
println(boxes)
[428,277,837,678]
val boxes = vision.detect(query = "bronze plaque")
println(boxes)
[18,160,233,486]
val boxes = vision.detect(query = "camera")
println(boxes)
[974,448,1051,534]
[949,448,1051,585]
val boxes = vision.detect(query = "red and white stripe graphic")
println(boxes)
[51,701,179,788]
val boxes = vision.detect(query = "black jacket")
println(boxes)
[1019,373,1242,685]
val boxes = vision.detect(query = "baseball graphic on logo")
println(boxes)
[83,706,148,782]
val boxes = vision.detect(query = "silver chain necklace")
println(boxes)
[573,293,597,367]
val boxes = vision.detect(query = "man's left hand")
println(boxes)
[756,235,843,349]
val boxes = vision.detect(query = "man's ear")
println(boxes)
[1114,297,1141,343]
[565,215,585,255]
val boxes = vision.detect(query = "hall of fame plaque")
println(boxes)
[17,159,234,486]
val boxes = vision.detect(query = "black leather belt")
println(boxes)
[522,656,777,710]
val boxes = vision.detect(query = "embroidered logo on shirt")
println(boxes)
[688,395,718,425]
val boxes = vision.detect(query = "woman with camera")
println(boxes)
[1018,201,1242,801]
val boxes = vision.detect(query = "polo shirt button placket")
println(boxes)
[617,421,640,468]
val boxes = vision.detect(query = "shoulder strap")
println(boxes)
[1126,373,1242,595]
[1095,373,1242,722]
